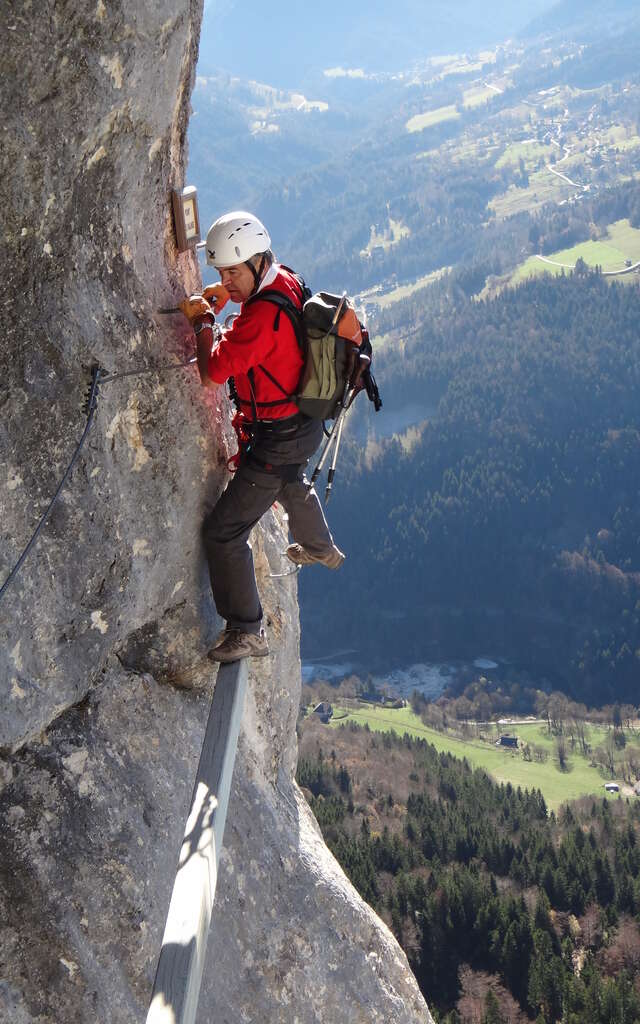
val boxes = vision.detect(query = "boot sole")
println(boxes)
[285,550,345,570]
[208,647,270,663]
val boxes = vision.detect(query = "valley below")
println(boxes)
[188,3,640,1019]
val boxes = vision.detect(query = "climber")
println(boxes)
[180,211,345,663]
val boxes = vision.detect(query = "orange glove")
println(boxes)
[202,283,230,314]
[179,294,213,325]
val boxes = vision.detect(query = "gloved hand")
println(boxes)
[202,283,231,314]
[179,294,213,325]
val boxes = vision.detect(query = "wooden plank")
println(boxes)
[146,659,248,1024]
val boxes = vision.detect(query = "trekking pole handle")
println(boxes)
[330,292,347,330]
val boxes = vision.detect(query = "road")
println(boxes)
[534,254,640,276]
[547,163,582,188]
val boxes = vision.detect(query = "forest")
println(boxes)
[298,719,640,1023]
[300,268,640,706]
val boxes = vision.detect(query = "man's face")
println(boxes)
[217,262,256,304]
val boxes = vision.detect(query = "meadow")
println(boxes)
[328,703,630,810]
[511,218,640,284]
[406,104,460,133]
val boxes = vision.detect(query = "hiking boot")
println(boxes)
[285,543,346,570]
[208,627,269,663]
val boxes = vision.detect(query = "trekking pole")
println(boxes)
[305,293,348,497]
[306,414,341,494]
[306,385,354,498]
[324,403,348,504]
[317,344,371,503]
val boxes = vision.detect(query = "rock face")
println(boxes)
[0,3,432,1022]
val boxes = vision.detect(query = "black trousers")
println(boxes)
[202,418,336,634]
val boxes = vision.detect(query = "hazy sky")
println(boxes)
[198,0,557,86]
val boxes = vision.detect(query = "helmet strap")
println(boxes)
[246,254,267,295]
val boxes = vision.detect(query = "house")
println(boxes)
[499,735,518,749]
[313,702,333,724]
[605,782,620,793]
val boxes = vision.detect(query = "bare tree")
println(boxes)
[580,904,603,950]
[455,696,474,723]
[457,965,529,1024]
[535,692,551,734]
[594,733,617,777]
[624,746,640,782]
[548,692,569,735]
[621,704,637,732]
[602,917,640,974]
[569,702,590,756]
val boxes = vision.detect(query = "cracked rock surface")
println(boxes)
[0,2,432,1021]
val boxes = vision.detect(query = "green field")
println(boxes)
[358,266,450,309]
[495,139,555,170]
[607,218,640,259]
[406,104,460,133]
[463,85,497,109]
[329,704,624,810]
[418,138,500,164]
[511,219,640,284]
[489,166,572,218]
[600,125,640,151]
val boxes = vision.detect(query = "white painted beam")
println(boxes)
[146,659,248,1024]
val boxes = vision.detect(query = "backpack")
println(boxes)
[245,270,368,420]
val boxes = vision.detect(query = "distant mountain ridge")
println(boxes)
[523,0,640,38]
[200,0,556,87]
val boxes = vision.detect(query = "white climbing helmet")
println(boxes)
[205,211,271,268]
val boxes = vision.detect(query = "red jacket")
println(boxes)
[207,266,303,420]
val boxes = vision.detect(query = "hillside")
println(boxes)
[300,269,640,705]
[524,0,640,39]
[299,715,640,1023]
[191,11,640,295]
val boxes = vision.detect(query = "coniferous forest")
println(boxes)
[298,720,640,1023]
[300,271,640,706]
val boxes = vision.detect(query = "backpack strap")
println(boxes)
[244,274,309,406]
[246,368,260,421]
[245,288,306,355]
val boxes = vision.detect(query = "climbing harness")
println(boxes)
[0,353,197,606]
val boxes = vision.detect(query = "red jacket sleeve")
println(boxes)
[207,303,275,384]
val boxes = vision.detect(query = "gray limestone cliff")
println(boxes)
[0,3,432,1021]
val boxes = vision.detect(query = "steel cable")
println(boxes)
[0,356,197,606]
